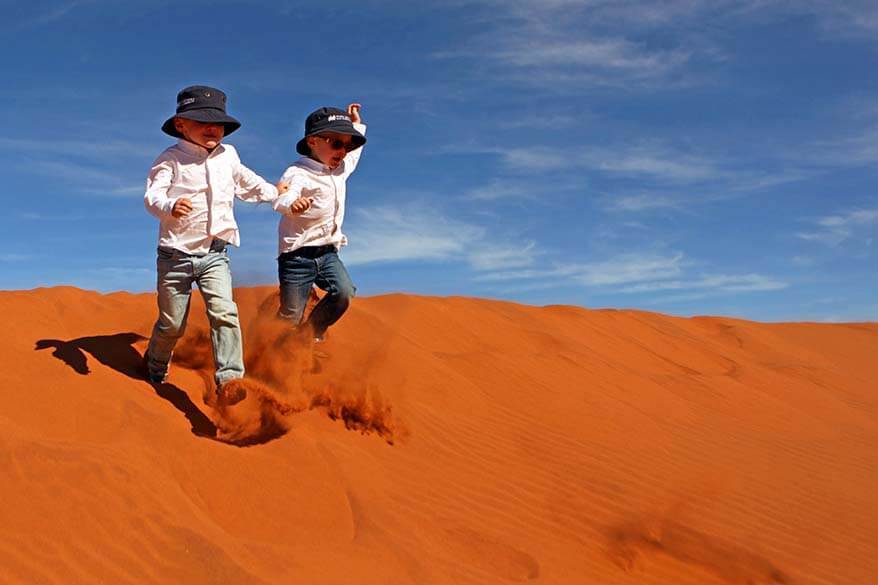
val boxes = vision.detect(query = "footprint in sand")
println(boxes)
[444,527,540,581]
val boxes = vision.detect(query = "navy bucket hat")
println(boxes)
[161,85,241,138]
[296,107,366,156]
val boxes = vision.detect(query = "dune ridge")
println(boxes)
[1,286,876,584]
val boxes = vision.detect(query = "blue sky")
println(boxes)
[1,0,876,322]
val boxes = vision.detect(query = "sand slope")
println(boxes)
[1,286,876,584]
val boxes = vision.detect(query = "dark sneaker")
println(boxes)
[148,371,167,384]
[143,352,167,384]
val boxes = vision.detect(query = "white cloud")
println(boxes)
[570,252,686,286]
[798,208,878,246]
[619,273,788,293]
[583,144,720,182]
[489,38,692,74]
[604,193,683,212]
[831,127,878,165]
[464,180,537,201]
[343,206,483,265]
[802,1,878,36]
[24,159,142,197]
[475,252,686,285]
[791,255,815,266]
[0,253,31,262]
[498,114,581,129]
[468,241,538,271]
[7,0,97,30]
[474,250,787,298]
[432,0,711,90]
[470,142,723,183]
[344,204,542,272]
[451,0,878,36]
[0,137,156,159]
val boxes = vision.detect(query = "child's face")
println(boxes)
[307,132,354,169]
[173,118,224,150]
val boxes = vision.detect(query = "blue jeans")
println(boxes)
[277,245,355,337]
[146,244,244,385]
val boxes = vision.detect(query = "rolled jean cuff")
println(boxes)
[216,372,243,386]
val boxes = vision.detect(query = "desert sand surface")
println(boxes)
[1,285,876,584]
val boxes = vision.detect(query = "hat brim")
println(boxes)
[296,123,367,156]
[161,108,241,138]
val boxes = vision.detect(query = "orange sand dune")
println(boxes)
[1,286,876,584]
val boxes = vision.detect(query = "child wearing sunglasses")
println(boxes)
[272,103,367,343]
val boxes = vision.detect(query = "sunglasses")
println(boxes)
[317,135,354,151]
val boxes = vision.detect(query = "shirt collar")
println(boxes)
[297,155,340,174]
[176,139,224,158]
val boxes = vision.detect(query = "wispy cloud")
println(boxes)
[603,193,684,212]
[813,126,878,166]
[599,166,809,212]
[802,1,878,36]
[468,241,538,271]
[23,159,142,197]
[572,253,688,286]
[432,0,775,93]
[344,204,542,273]
[464,180,539,201]
[435,0,878,102]
[18,211,90,221]
[483,37,692,77]
[0,253,31,262]
[0,135,151,197]
[437,35,700,90]
[6,0,95,31]
[619,273,787,293]
[0,137,156,159]
[343,205,484,265]
[583,144,720,182]
[31,1,85,25]
[798,207,878,246]
[474,250,787,299]
[461,141,722,182]
[452,0,878,36]
[476,252,687,285]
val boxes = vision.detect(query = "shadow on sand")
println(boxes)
[35,332,217,439]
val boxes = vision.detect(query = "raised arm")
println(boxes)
[343,122,367,177]
[341,103,367,177]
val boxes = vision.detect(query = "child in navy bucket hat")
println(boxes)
[144,85,284,405]
[272,103,367,345]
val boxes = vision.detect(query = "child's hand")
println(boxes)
[276,181,290,195]
[289,196,313,214]
[288,187,319,214]
[172,198,192,218]
[347,103,362,124]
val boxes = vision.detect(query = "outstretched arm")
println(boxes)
[233,154,279,203]
[272,170,313,215]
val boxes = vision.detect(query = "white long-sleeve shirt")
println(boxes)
[272,123,366,255]
[144,140,278,255]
